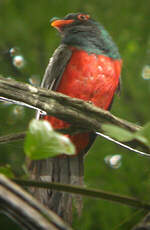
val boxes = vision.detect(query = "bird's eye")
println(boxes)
[77,14,90,21]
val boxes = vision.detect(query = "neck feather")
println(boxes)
[61,22,121,59]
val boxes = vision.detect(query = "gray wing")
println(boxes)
[41,44,72,90]
[37,44,72,119]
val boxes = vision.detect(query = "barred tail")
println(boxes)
[28,154,84,223]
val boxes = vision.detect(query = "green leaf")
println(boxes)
[102,123,150,148]
[102,124,134,142]
[0,165,15,178]
[135,122,150,147]
[24,119,75,160]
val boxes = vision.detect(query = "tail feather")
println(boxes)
[28,154,84,223]
[69,155,84,216]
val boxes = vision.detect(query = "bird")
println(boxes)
[29,12,122,223]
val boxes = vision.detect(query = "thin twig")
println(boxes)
[0,132,25,143]
[13,179,150,211]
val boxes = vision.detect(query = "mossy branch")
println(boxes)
[0,76,145,146]
[0,76,140,131]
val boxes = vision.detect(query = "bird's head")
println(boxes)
[50,13,121,59]
[51,13,96,34]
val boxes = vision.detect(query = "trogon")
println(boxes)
[30,13,122,222]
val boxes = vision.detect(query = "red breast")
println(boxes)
[44,47,122,154]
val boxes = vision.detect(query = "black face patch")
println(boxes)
[61,13,94,31]
[64,12,90,21]
[64,13,83,20]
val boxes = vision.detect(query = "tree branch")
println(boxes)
[0,132,25,144]
[0,174,73,230]
[1,76,149,155]
[0,76,140,133]
[132,213,150,230]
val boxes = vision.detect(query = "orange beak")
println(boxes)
[51,19,74,29]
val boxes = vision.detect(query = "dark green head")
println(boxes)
[51,13,121,59]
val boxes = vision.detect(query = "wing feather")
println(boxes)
[37,44,72,119]
[41,44,72,90]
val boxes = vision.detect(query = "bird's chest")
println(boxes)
[57,47,121,110]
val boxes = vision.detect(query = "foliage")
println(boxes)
[24,119,75,159]
[0,0,150,229]
[102,122,150,147]
[0,165,14,178]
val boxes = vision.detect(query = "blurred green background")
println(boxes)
[0,0,150,229]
